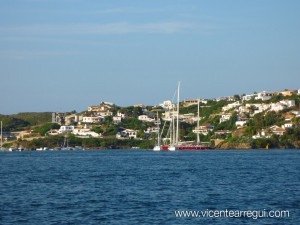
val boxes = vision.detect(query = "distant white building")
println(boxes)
[73,128,101,137]
[116,129,138,139]
[58,126,74,134]
[113,116,122,124]
[117,111,126,118]
[220,114,231,123]
[183,99,208,106]
[222,101,241,112]
[270,100,295,112]
[159,100,174,110]
[282,123,295,129]
[144,127,159,134]
[255,91,273,101]
[138,115,155,123]
[82,116,104,123]
[235,121,247,127]
[242,94,256,101]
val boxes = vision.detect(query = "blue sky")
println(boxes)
[0,0,299,114]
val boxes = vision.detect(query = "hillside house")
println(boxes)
[277,90,297,96]
[235,120,247,127]
[220,113,232,123]
[159,100,174,110]
[270,125,286,136]
[192,123,214,136]
[82,116,104,123]
[270,100,295,112]
[242,94,256,101]
[255,91,273,101]
[58,126,74,134]
[116,129,138,139]
[113,116,122,124]
[138,115,155,123]
[73,128,101,137]
[222,101,241,112]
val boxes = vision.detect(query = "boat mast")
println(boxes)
[1,121,2,150]
[175,81,180,145]
[197,99,200,145]
[156,113,160,147]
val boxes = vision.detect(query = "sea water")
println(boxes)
[0,150,299,225]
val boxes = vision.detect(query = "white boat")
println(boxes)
[153,145,161,151]
[61,136,72,150]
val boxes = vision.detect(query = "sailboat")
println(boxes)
[161,81,180,151]
[161,82,211,150]
[177,98,210,150]
[61,135,72,150]
[153,114,161,151]
[0,121,3,151]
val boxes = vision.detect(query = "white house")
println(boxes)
[113,116,122,124]
[246,103,270,115]
[255,91,273,101]
[252,129,271,139]
[280,100,295,108]
[159,100,174,110]
[82,116,104,123]
[222,101,241,112]
[193,124,214,136]
[238,106,250,114]
[144,127,159,134]
[270,125,286,136]
[72,128,101,137]
[220,114,231,123]
[270,103,286,112]
[116,129,138,139]
[58,126,74,134]
[282,123,295,129]
[138,115,155,123]
[117,111,126,118]
[270,100,295,112]
[235,121,247,127]
[242,94,256,101]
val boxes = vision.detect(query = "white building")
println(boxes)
[242,94,257,101]
[252,129,271,139]
[280,100,295,108]
[113,116,122,124]
[220,114,231,123]
[282,123,295,129]
[222,101,241,112]
[58,126,74,134]
[72,128,101,137]
[159,100,174,110]
[144,127,159,134]
[82,116,104,123]
[255,91,273,101]
[138,115,155,123]
[270,100,295,112]
[116,129,138,139]
[117,111,126,118]
[235,121,247,127]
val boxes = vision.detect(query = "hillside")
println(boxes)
[0,112,52,131]
[2,91,300,150]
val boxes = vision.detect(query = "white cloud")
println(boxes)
[0,21,212,37]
